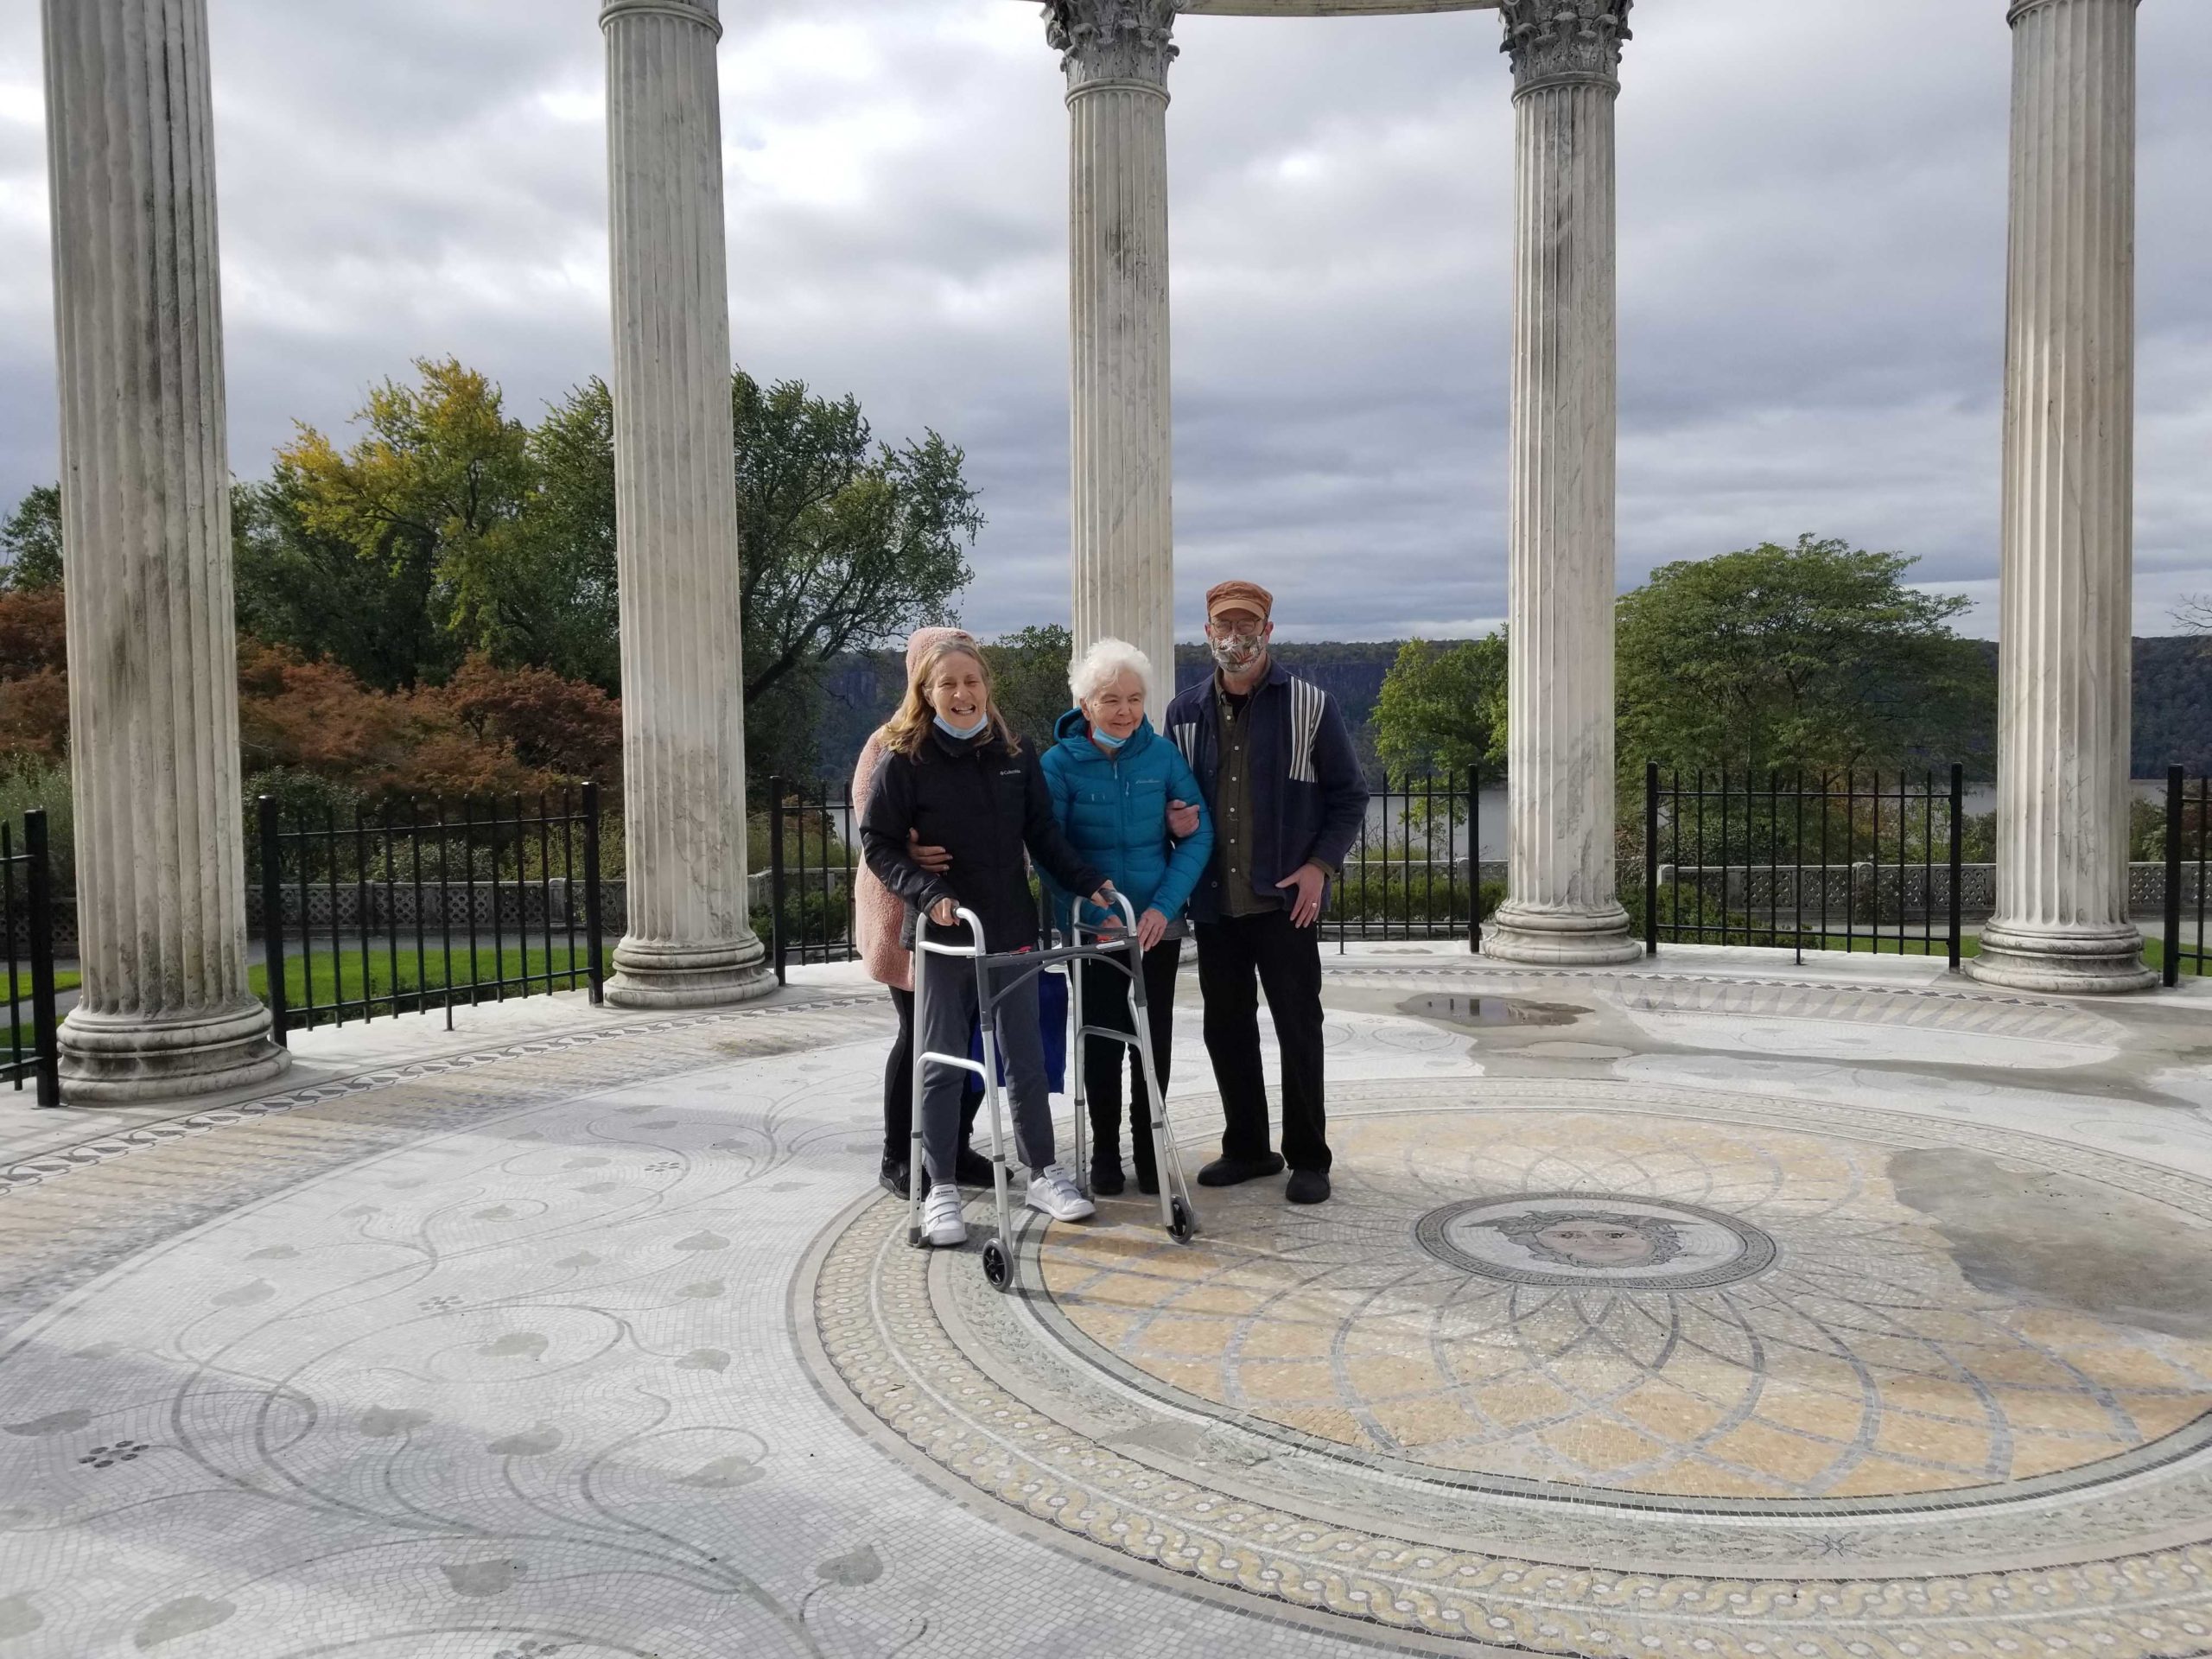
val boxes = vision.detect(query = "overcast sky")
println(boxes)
[2,1,2208,644]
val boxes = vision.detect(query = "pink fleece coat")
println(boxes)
[850,732,912,991]
[853,626,977,991]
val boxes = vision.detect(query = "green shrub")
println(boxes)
[0,758,73,894]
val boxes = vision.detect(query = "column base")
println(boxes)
[606,933,777,1011]
[58,1000,289,1103]
[1481,900,1643,967]
[1967,920,2156,995]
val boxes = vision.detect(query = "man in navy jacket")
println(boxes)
[1164,582,1369,1205]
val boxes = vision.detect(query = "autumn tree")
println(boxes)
[239,359,535,690]
[0,585,69,766]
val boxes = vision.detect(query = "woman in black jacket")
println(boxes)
[860,637,1116,1249]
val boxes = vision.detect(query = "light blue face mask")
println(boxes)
[1090,725,1130,752]
[934,712,989,741]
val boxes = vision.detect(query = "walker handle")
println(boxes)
[914,904,989,960]
[1069,889,1141,950]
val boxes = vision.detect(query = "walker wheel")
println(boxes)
[982,1238,1014,1292]
[1168,1197,1196,1243]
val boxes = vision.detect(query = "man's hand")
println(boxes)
[1136,907,1169,952]
[1166,798,1199,839]
[909,828,951,874]
[1275,861,1329,929]
[927,897,958,928]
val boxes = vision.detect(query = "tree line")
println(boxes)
[5,358,2208,821]
[0,358,981,812]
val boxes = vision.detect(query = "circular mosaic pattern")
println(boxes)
[1032,1103,2212,1507]
[804,1073,2212,1657]
[1414,1191,1778,1289]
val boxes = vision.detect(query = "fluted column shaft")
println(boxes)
[1052,1,1177,685]
[1483,0,1639,966]
[1972,0,2152,995]
[41,0,286,1099]
[601,0,772,1008]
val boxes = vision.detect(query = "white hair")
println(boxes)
[1068,636,1154,709]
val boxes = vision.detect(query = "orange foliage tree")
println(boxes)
[1,593,622,802]
[0,588,69,767]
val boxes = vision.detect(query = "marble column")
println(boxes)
[601,0,772,1009]
[1482,0,1640,967]
[1049,0,1178,687]
[41,0,287,1099]
[1971,0,2152,995]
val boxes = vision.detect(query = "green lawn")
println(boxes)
[248,943,594,1012]
[1,969,79,1000]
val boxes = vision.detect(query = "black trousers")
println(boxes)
[1193,910,1330,1173]
[883,986,982,1165]
[1078,939,1182,1181]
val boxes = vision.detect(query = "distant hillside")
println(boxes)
[2134,636,2212,778]
[802,636,2212,784]
[810,641,1404,783]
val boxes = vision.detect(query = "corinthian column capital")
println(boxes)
[1498,0,1630,97]
[1044,0,1179,95]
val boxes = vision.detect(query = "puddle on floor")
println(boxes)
[1398,994,1586,1029]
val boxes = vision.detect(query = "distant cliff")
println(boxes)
[801,637,2212,785]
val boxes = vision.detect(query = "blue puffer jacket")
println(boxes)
[1040,709,1216,931]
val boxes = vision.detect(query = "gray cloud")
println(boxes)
[0,0,2206,644]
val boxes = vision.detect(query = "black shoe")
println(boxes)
[1090,1157,1126,1197]
[878,1158,911,1199]
[1197,1152,1286,1187]
[1135,1166,1160,1197]
[953,1144,994,1188]
[1286,1168,1331,1205]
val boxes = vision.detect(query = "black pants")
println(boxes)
[1078,938,1182,1182]
[1193,910,1330,1173]
[883,986,982,1166]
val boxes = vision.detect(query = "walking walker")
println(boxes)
[1065,898,1201,1245]
[909,894,1200,1294]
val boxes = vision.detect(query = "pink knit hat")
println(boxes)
[906,626,976,677]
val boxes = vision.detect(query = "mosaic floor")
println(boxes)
[3,949,2211,1656]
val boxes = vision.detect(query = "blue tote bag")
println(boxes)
[967,966,1068,1092]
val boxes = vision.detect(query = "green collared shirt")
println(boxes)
[1213,674,1281,916]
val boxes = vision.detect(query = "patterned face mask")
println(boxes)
[1210,630,1263,672]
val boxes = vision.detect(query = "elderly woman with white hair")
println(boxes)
[1040,638,1214,1197]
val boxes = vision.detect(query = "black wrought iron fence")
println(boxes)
[1327,769,1492,951]
[1642,764,1967,967]
[254,785,604,1039]
[3,809,61,1106]
[2164,766,2209,986]
[765,776,860,982]
[762,768,1497,975]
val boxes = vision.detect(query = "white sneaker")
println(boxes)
[923,1185,968,1247]
[1027,1164,1096,1223]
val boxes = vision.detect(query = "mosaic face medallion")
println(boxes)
[1415,1192,1778,1288]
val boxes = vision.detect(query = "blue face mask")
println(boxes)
[934,712,989,741]
[1090,725,1130,752]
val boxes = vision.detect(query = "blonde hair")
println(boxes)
[877,639,1020,758]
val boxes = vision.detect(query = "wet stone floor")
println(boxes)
[3,948,2212,1658]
